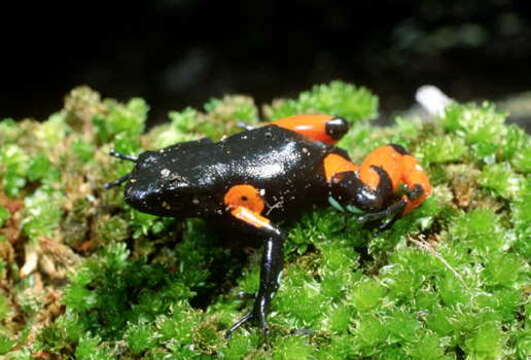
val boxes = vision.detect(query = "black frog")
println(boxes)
[105,114,431,336]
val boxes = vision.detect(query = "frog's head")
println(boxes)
[104,150,202,217]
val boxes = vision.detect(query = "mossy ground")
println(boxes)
[0,82,529,359]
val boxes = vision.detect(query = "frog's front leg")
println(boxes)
[223,184,284,337]
[251,219,283,333]
[226,206,284,337]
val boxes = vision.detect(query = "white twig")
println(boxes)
[20,242,39,278]
[415,85,453,116]
[408,236,468,289]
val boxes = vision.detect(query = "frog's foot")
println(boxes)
[226,312,254,338]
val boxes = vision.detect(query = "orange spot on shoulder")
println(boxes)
[224,184,265,213]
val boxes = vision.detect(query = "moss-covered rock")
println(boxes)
[0,82,529,359]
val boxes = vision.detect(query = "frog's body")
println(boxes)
[126,125,343,220]
[105,114,431,337]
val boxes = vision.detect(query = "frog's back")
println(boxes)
[158,125,335,217]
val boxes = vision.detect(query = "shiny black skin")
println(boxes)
[108,124,428,336]
[331,166,394,212]
[124,125,344,220]
[109,124,353,337]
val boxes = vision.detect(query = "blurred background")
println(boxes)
[1,0,530,130]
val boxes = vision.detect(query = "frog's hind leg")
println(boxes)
[270,114,349,144]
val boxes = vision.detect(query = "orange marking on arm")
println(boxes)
[224,184,265,213]
[323,153,359,182]
[270,114,337,144]
[230,207,271,229]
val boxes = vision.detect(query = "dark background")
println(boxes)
[1,1,530,127]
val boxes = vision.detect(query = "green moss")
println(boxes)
[126,322,158,355]
[0,82,528,358]
[446,208,505,255]
[35,113,70,148]
[407,335,449,360]
[92,97,148,144]
[515,327,531,360]
[71,137,95,163]
[27,152,59,182]
[419,135,468,163]
[273,335,313,360]
[221,333,260,359]
[169,107,200,135]
[464,322,505,360]
[425,306,455,336]
[0,118,19,143]
[22,184,64,241]
[0,144,30,197]
[355,315,388,350]
[264,80,378,122]
[512,177,531,258]
[92,215,130,245]
[153,107,201,148]
[4,350,32,360]
[75,335,114,360]
[203,95,258,138]
[482,253,525,287]
[441,102,507,160]
[0,205,9,228]
[511,140,531,172]
[326,304,353,333]
[480,162,522,199]
[351,278,386,312]
[0,334,15,355]
[503,125,530,168]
